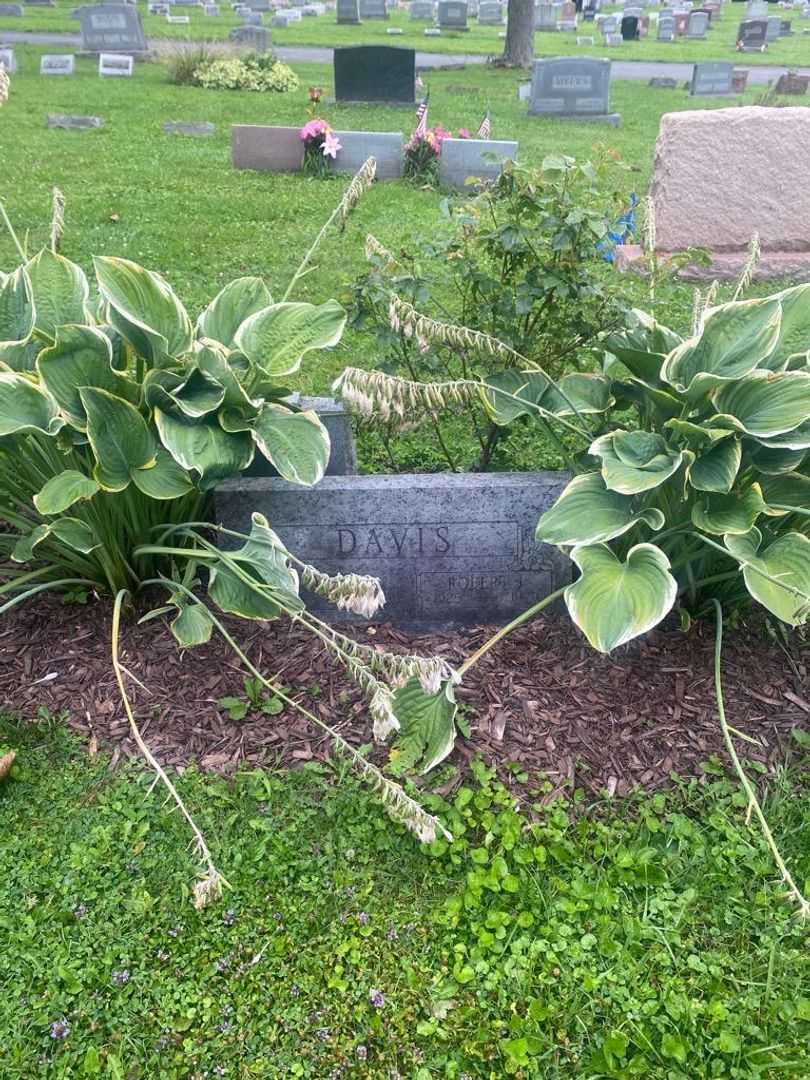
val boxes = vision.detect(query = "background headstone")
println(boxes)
[163,120,216,135]
[215,472,572,629]
[99,51,133,74]
[0,4,23,14]
[0,46,18,72]
[229,24,269,48]
[477,0,503,23]
[329,130,404,179]
[690,60,733,94]
[737,17,767,46]
[687,9,708,34]
[621,12,639,36]
[409,0,434,16]
[765,14,781,38]
[774,70,809,92]
[439,137,518,187]
[528,56,619,125]
[40,53,76,74]
[336,0,360,22]
[657,11,675,37]
[333,44,414,103]
[232,124,305,171]
[358,0,387,16]
[437,0,468,27]
[77,3,147,52]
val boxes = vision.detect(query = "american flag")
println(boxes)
[414,93,429,137]
[477,111,491,140]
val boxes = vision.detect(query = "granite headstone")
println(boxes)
[477,0,503,22]
[437,0,468,26]
[77,3,147,52]
[439,136,518,187]
[358,0,387,16]
[527,56,619,124]
[336,0,360,22]
[333,44,414,103]
[40,53,76,74]
[690,60,733,94]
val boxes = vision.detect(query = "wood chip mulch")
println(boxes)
[0,596,808,797]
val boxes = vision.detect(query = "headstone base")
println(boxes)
[527,108,621,125]
[614,244,810,282]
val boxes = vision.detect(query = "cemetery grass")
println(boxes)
[0,48,778,470]
[2,711,810,1079]
[3,2,810,65]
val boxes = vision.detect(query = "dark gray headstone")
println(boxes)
[690,60,733,94]
[621,13,639,37]
[409,0,434,16]
[737,16,767,46]
[242,9,262,21]
[47,113,104,128]
[528,57,619,125]
[358,0,387,16]
[0,46,18,72]
[437,0,468,27]
[779,18,793,35]
[765,14,781,39]
[687,8,707,35]
[439,137,517,187]
[229,23,269,47]
[77,3,146,52]
[336,0,360,22]
[477,1,503,23]
[657,11,674,38]
[0,3,23,12]
[333,44,415,103]
[163,120,216,135]
[215,472,571,629]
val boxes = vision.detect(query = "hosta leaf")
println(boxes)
[167,367,226,419]
[749,418,810,450]
[746,442,805,475]
[34,470,99,515]
[540,372,615,417]
[12,523,51,563]
[759,284,810,372]
[691,484,769,535]
[662,297,782,398]
[155,410,254,490]
[759,471,810,512]
[712,371,810,438]
[565,543,678,653]
[234,300,346,377]
[170,602,213,647]
[50,516,99,554]
[591,430,684,495]
[0,266,35,348]
[249,404,330,486]
[390,679,458,776]
[196,276,272,349]
[726,529,810,626]
[208,564,285,621]
[194,341,258,412]
[131,448,195,500]
[94,256,193,363]
[224,512,301,601]
[0,371,62,436]
[687,438,741,494]
[613,378,683,422]
[80,387,156,492]
[603,309,681,385]
[37,324,136,429]
[665,418,733,449]
[481,370,549,425]
[536,472,665,547]
[25,248,91,339]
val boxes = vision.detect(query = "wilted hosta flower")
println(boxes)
[301,564,385,619]
[334,366,478,428]
[192,868,223,910]
[0,67,9,107]
[369,684,398,742]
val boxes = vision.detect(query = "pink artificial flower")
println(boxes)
[321,130,342,158]
[458,128,471,139]
[299,118,330,141]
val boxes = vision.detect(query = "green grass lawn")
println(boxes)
[2,713,810,1079]
[2,0,810,64]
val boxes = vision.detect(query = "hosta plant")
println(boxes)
[335,286,810,913]
[0,177,451,903]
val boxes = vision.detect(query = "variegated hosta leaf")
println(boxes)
[131,448,195,500]
[603,308,682,385]
[748,419,810,451]
[664,418,732,449]
[565,543,678,653]
[193,341,259,413]
[160,367,226,419]
[208,564,285,621]
[226,512,301,601]
[540,372,615,417]
[37,324,137,429]
[725,527,810,626]
[691,483,770,535]
[34,470,100,515]
[0,370,63,437]
[250,404,330,486]
[536,472,665,547]
[712,370,810,439]
[208,513,302,620]
[234,300,347,377]
[155,409,254,490]
[687,437,741,494]
[94,255,193,364]
[196,277,272,350]
[80,387,157,492]
[745,441,805,475]
[758,284,810,372]
[661,296,781,398]
[759,471,810,512]
[590,430,684,495]
[12,523,51,562]
[0,266,35,355]
[170,601,214,647]
[12,517,98,562]
[480,369,549,424]
[389,678,458,776]
[25,248,91,339]
[483,370,613,426]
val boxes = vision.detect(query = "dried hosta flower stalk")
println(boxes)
[50,187,65,253]
[365,232,397,267]
[338,157,377,227]
[0,66,9,107]
[642,195,656,255]
[193,867,225,910]
[301,564,386,619]
[0,749,15,779]
[333,366,478,428]
[388,294,526,366]
[732,232,760,302]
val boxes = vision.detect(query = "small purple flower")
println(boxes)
[168,926,182,938]
[369,989,385,1009]
[345,885,357,898]
[358,912,369,925]
[156,1035,169,1051]
[216,1021,230,1034]
[273,911,283,922]
[356,1045,368,1060]
[49,1019,70,1041]
[215,957,229,974]
[111,969,130,987]
[290,984,300,997]
[386,927,398,941]
[222,909,237,927]
[156,949,169,962]
[73,904,87,920]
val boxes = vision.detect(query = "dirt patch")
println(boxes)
[0,596,808,796]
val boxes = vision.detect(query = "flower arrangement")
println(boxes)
[299,118,342,178]
[404,125,468,183]
[193,53,299,92]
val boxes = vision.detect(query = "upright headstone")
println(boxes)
[690,60,733,94]
[599,12,618,31]
[746,0,767,16]
[621,12,639,36]
[333,44,415,103]
[779,18,793,34]
[687,9,708,34]
[242,9,262,22]
[558,0,577,26]
[737,16,767,46]
[40,54,76,74]
[774,70,809,93]
[0,4,23,14]
[535,1,558,28]
[616,107,810,281]
[203,3,219,12]
[229,23,269,47]
[439,137,518,187]
[358,0,387,16]
[477,0,503,22]
[527,56,619,124]
[437,0,468,27]
[765,14,781,38]
[77,4,147,53]
[409,0,434,16]
[657,11,675,37]
[328,130,404,179]
[0,46,17,72]
[336,0,360,22]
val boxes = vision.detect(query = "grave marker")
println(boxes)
[99,51,133,74]
[215,472,572,629]
[477,0,503,23]
[40,54,76,74]
[166,12,190,20]
[437,0,468,27]
[528,56,620,124]
[47,112,104,128]
[687,9,708,35]
[439,136,518,187]
[0,4,23,14]
[77,3,147,52]
[163,120,216,135]
[409,0,434,16]
[232,124,305,172]
[657,11,675,37]
[737,17,767,46]
[358,0,387,16]
[690,60,733,94]
[336,0,360,23]
[765,14,781,38]
[0,46,17,72]
[329,130,404,179]
[333,44,415,103]
[621,12,639,36]
[229,24,269,47]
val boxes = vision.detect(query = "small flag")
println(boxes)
[415,93,429,138]
[477,110,491,140]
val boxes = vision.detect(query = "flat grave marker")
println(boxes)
[439,137,518,188]
[163,120,216,135]
[47,112,104,128]
[40,53,76,74]
[329,130,404,179]
[0,4,23,14]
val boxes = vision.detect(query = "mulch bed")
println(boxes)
[0,596,808,797]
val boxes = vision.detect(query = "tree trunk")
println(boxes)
[502,0,536,67]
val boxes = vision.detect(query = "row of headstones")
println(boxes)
[335,0,503,25]
[45,112,218,134]
[0,44,135,71]
[231,123,516,187]
[649,65,809,94]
